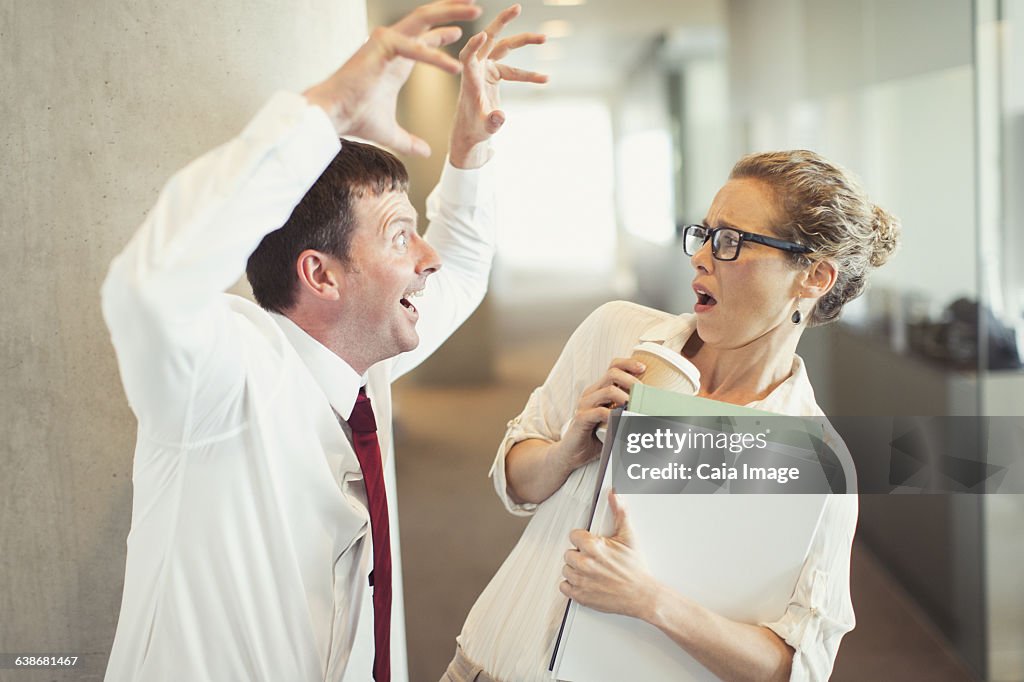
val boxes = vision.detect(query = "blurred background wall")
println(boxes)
[377,0,1024,680]
[2,0,1022,680]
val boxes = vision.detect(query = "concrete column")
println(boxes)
[0,1,365,677]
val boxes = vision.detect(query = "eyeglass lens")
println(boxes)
[713,229,741,259]
[683,227,708,256]
[684,226,742,260]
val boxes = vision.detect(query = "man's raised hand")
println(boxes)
[304,0,483,157]
[449,4,549,168]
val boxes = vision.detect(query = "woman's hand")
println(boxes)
[449,4,547,167]
[504,358,645,506]
[559,489,661,620]
[561,489,797,682]
[549,358,646,475]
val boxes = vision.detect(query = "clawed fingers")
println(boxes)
[387,125,432,158]
[485,110,506,134]
[489,32,546,61]
[458,30,488,62]
[458,5,548,81]
[481,4,523,45]
[422,25,464,49]
[387,29,463,74]
[395,0,483,35]
[496,63,549,84]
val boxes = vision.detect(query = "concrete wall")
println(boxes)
[0,1,365,678]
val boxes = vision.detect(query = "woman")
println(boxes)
[442,150,900,682]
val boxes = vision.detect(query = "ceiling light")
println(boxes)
[543,0,586,5]
[539,20,573,38]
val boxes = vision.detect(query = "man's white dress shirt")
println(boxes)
[458,301,857,682]
[101,92,494,681]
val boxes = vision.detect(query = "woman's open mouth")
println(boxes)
[694,285,717,312]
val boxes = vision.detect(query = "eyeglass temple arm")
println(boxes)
[744,232,811,254]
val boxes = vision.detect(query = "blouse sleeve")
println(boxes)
[487,388,560,516]
[760,493,858,681]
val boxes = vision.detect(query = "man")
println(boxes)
[100,2,546,680]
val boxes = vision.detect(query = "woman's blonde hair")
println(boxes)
[730,150,900,326]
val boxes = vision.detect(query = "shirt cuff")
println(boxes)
[437,154,495,207]
[240,91,341,185]
[488,417,540,517]
[760,568,841,682]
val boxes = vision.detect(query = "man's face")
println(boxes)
[339,189,440,365]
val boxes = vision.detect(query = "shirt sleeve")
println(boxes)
[101,92,340,445]
[760,493,858,681]
[390,158,496,381]
[488,301,654,515]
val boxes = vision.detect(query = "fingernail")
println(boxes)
[637,363,646,372]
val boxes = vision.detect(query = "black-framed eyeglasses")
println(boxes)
[682,224,812,262]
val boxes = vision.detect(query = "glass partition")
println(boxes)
[977,0,1024,679]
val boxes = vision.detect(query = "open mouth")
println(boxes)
[400,288,424,313]
[695,288,717,307]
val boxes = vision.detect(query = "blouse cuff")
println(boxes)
[763,612,818,682]
[760,569,842,682]
[488,416,540,517]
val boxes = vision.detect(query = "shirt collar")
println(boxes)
[638,313,699,353]
[750,354,822,415]
[270,312,364,420]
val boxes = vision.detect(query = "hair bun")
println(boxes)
[869,204,900,267]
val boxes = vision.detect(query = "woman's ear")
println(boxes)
[295,249,343,302]
[800,258,838,299]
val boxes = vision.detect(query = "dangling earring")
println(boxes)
[791,309,802,324]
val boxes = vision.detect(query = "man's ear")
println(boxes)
[800,258,838,299]
[295,249,343,302]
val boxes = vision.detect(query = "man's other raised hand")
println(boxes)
[304,0,483,157]
[449,4,548,168]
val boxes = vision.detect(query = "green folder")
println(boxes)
[629,382,775,417]
[626,382,825,450]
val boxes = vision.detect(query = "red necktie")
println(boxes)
[348,387,391,682]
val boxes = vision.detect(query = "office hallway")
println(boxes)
[393,296,979,682]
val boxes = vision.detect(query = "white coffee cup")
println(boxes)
[630,341,700,395]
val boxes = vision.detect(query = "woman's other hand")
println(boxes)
[550,358,646,474]
[560,489,660,620]
[561,490,797,682]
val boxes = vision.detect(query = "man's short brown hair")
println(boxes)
[246,139,409,313]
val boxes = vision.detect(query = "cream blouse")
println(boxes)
[458,300,857,682]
